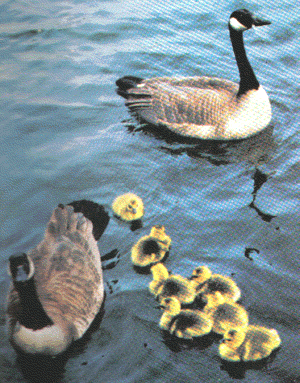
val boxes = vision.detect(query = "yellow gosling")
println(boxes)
[149,263,169,295]
[157,272,197,305]
[204,292,248,335]
[159,297,213,339]
[112,193,144,222]
[219,325,281,362]
[131,235,164,267]
[131,226,171,268]
[191,266,241,302]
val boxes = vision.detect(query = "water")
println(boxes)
[0,0,299,382]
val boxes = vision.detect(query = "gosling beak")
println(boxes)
[252,16,271,27]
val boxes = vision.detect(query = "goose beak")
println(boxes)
[252,16,271,27]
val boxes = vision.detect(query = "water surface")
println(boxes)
[0,1,299,382]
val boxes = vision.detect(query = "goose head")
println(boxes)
[9,252,35,285]
[229,9,271,32]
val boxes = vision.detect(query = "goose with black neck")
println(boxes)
[116,9,272,140]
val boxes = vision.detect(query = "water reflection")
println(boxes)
[125,121,276,166]
[249,168,277,222]
[220,348,281,380]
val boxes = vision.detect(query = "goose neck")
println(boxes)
[14,278,53,330]
[229,26,259,96]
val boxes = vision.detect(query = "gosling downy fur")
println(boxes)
[191,266,241,303]
[204,292,248,335]
[6,202,109,356]
[149,263,170,295]
[112,193,144,222]
[116,9,271,140]
[219,325,281,362]
[131,225,171,267]
[156,269,197,305]
[159,297,213,339]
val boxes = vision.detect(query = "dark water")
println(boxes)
[0,0,299,382]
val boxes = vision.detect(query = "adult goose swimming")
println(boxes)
[116,9,272,140]
[6,201,109,356]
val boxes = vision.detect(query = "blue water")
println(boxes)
[0,0,299,382]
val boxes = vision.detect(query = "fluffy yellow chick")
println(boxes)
[219,325,281,362]
[191,266,241,302]
[204,292,248,335]
[131,226,171,268]
[112,193,144,222]
[159,297,213,339]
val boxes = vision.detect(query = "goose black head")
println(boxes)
[229,9,271,31]
[9,253,35,283]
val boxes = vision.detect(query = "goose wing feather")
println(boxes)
[124,76,239,138]
[8,205,104,339]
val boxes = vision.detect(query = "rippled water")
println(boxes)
[0,1,299,382]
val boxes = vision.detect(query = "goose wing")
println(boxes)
[29,205,105,338]
[118,76,239,138]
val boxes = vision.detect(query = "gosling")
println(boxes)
[131,225,171,268]
[219,325,281,362]
[190,266,241,302]
[150,263,197,305]
[6,202,109,356]
[112,193,144,222]
[203,292,248,335]
[159,297,213,339]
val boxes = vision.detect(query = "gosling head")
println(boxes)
[159,297,181,315]
[112,193,144,222]
[222,328,246,348]
[229,9,271,32]
[190,266,212,284]
[150,225,165,237]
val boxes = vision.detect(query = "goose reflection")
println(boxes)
[249,168,277,222]
[125,120,275,166]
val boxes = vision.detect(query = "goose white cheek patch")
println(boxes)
[229,17,247,31]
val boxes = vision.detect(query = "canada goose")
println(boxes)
[116,9,271,140]
[159,297,213,339]
[149,263,170,295]
[219,325,281,362]
[204,292,248,335]
[131,225,171,267]
[190,266,241,303]
[6,202,109,356]
[112,193,144,222]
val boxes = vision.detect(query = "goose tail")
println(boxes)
[67,200,110,241]
[116,76,144,98]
